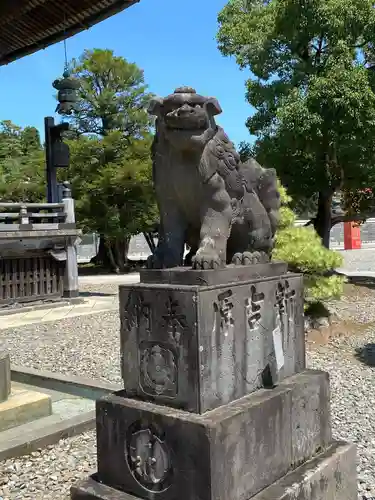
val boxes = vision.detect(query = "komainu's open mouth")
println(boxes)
[164,115,208,131]
[165,122,207,131]
[163,104,209,132]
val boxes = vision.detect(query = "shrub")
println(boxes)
[272,184,345,302]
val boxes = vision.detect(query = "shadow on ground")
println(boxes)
[354,344,375,366]
[79,291,116,298]
[343,276,375,290]
[78,262,146,276]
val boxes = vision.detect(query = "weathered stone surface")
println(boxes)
[251,441,357,500]
[94,371,330,500]
[290,370,332,466]
[147,87,280,270]
[119,273,305,413]
[72,442,356,500]
[0,350,10,403]
[140,262,288,286]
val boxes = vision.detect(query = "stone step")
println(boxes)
[0,386,51,432]
[0,397,95,460]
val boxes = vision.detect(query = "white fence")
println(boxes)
[76,233,100,263]
[76,233,153,263]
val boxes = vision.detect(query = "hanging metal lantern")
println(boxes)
[52,70,80,115]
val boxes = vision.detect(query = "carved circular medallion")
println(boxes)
[140,343,177,397]
[125,424,173,492]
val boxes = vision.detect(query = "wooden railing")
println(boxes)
[0,182,76,230]
[0,202,68,227]
[0,254,65,305]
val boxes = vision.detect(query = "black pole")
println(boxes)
[45,116,57,203]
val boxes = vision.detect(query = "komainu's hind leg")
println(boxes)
[228,195,273,266]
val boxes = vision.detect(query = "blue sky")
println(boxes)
[0,0,254,147]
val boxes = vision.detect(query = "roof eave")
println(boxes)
[0,0,140,66]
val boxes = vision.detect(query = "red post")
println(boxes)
[344,222,361,250]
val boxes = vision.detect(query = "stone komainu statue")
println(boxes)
[148,87,280,270]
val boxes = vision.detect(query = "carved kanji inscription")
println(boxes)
[245,286,265,330]
[161,296,187,344]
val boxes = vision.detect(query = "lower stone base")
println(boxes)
[252,441,357,500]
[0,386,52,432]
[71,441,357,500]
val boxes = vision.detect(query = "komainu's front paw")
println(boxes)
[192,250,222,270]
[232,251,269,266]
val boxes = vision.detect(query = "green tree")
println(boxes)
[218,0,375,247]
[273,184,344,303]
[65,131,157,271]
[61,49,157,271]
[68,48,153,137]
[0,121,45,203]
[21,126,42,154]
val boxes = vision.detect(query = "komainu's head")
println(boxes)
[149,87,222,150]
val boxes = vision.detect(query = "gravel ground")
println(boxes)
[0,434,96,500]
[308,339,375,500]
[1,311,121,385]
[1,281,375,499]
[79,282,122,296]
[339,248,375,273]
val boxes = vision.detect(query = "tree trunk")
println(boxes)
[113,237,130,273]
[91,234,111,268]
[107,242,119,273]
[313,191,333,248]
[143,232,156,253]
[91,235,130,272]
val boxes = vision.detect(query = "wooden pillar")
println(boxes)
[344,222,361,250]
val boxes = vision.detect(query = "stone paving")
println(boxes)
[77,274,140,286]
[338,248,375,273]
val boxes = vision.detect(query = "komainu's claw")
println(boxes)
[192,251,221,270]
[231,251,270,266]
[232,253,242,266]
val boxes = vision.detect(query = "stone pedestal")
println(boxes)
[71,264,357,500]
[0,351,11,403]
[0,351,52,432]
[0,386,52,432]
[120,264,304,413]
[72,442,356,500]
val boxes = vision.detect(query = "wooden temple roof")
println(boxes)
[0,0,140,66]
